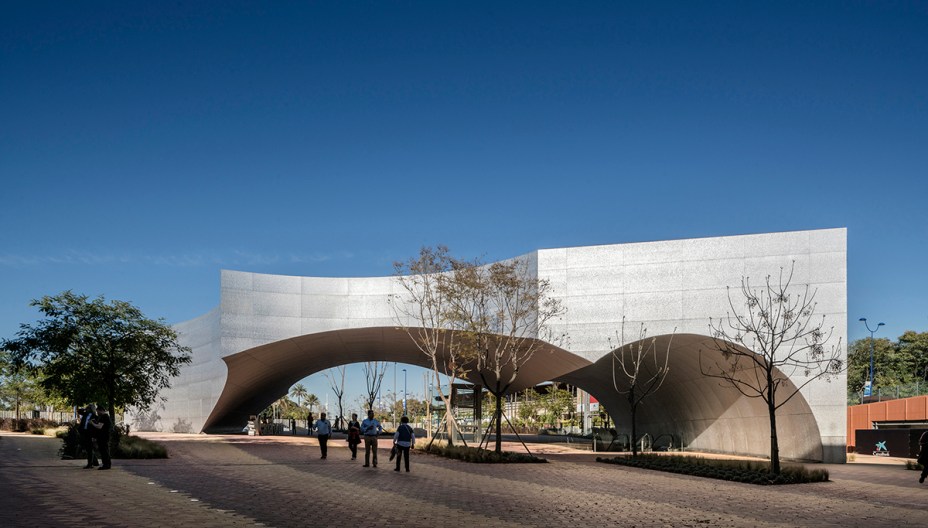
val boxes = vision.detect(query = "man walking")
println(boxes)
[360,409,382,468]
[315,412,332,459]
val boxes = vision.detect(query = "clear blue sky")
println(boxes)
[2,2,926,408]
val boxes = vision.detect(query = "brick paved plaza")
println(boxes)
[2,431,926,527]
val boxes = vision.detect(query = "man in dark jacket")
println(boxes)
[78,405,98,468]
[91,404,112,470]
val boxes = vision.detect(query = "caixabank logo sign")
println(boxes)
[872,441,890,457]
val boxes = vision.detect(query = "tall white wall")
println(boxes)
[537,228,847,461]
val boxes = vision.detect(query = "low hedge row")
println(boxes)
[597,454,829,485]
[419,443,547,463]
[0,417,61,432]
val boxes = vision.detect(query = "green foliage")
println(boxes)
[905,460,923,471]
[0,349,63,413]
[848,337,906,388]
[510,386,575,430]
[59,423,82,459]
[58,422,168,459]
[541,385,574,427]
[597,454,829,485]
[0,417,60,432]
[289,383,309,409]
[113,434,168,459]
[2,291,192,417]
[515,390,539,427]
[847,330,928,404]
[419,443,547,463]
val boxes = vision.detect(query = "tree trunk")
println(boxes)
[767,378,780,475]
[445,408,455,446]
[494,392,503,454]
[630,406,638,457]
[629,389,638,457]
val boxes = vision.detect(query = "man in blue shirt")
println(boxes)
[360,409,382,468]
[314,412,332,459]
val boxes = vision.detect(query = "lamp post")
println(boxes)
[402,368,407,416]
[859,317,885,399]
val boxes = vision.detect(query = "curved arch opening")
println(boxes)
[203,326,590,432]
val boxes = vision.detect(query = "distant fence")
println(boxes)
[849,381,928,405]
[0,410,124,425]
[0,410,75,422]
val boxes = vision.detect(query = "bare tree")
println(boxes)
[446,257,565,454]
[392,246,472,445]
[362,361,387,413]
[609,319,674,457]
[699,263,843,475]
[324,366,347,430]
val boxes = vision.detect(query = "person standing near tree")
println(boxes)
[346,413,361,460]
[78,405,98,468]
[918,430,928,484]
[314,412,332,459]
[361,409,382,468]
[90,404,112,470]
[393,415,415,473]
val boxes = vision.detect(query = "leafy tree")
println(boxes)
[2,291,192,422]
[699,264,843,475]
[898,331,928,382]
[445,257,565,454]
[392,246,472,445]
[847,337,901,391]
[0,349,42,418]
[608,320,674,456]
[845,330,928,403]
[516,389,540,428]
[404,397,425,423]
[540,385,573,428]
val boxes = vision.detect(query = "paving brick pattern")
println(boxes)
[3,432,926,527]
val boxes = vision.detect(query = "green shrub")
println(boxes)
[114,434,168,459]
[31,428,45,435]
[59,423,168,459]
[419,443,546,463]
[596,454,829,485]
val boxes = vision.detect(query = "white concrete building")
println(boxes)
[149,228,847,462]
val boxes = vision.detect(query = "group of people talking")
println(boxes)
[77,404,113,470]
[314,409,415,472]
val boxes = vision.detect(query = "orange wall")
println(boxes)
[847,395,928,448]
